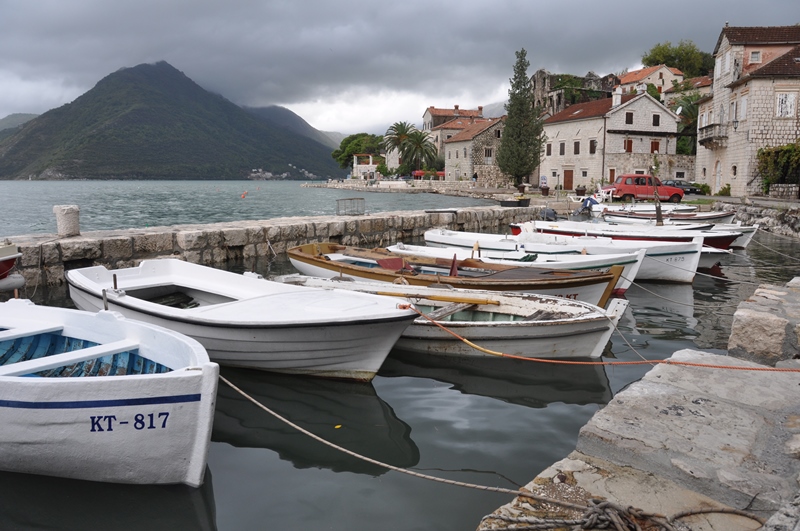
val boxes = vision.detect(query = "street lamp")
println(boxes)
[733,120,739,131]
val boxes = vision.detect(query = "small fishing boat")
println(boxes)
[601,209,736,225]
[0,298,218,487]
[509,219,742,250]
[424,228,704,283]
[0,240,24,292]
[385,242,645,295]
[589,202,697,218]
[287,243,623,308]
[275,274,629,359]
[66,259,417,382]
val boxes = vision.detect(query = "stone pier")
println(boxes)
[4,206,538,290]
[478,279,800,531]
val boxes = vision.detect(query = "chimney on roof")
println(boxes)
[612,87,622,107]
[454,105,459,115]
[478,106,483,117]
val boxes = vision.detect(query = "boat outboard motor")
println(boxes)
[572,196,598,217]
[540,208,558,221]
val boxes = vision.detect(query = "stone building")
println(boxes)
[617,65,684,100]
[696,24,800,196]
[531,69,617,117]
[662,75,713,106]
[422,105,483,132]
[540,90,692,190]
[443,118,505,184]
[430,116,492,157]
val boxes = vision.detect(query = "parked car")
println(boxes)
[662,179,704,195]
[601,174,685,203]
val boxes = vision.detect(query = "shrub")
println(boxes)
[715,184,731,196]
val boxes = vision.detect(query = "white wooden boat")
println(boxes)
[0,298,218,487]
[424,228,703,283]
[712,222,758,249]
[601,209,736,225]
[274,274,629,359]
[386,242,645,295]
[287,243,623,308]
[589,202,697,218]
[509,219,742,250]
[65,259,417,382]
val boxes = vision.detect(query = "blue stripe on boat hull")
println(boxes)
[0,394,202,409]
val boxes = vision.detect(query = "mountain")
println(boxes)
[244,105,341,149]
[0,113,38,131]
[0,61,341,180]
[481,101,506,118]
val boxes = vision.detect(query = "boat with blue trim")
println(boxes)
[0,298,218,486]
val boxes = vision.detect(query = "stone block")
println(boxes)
[133,233,173,254]
[60,240,102,261]
[221,228,247,247]
[176,231,208,250]
[728,307,790,364]
[102,237,133,260]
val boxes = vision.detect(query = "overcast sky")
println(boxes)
[1,1,796,135]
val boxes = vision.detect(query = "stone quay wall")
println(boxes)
[7,205,537,289]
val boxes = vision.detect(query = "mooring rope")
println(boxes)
[219,372,768,530]
[406,305,800,372]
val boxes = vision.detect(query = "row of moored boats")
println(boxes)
[0,202,753,487]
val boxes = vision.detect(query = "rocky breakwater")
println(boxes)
[717,200,800,238]
[479,280,800,530]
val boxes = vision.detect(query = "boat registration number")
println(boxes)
[90,412,170,432]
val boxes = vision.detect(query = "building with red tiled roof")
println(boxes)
[422,105,483,131]
[662,76,713,105]
[696,24,800,196]
[617,65,684,98]
[540,89,690,190]
[442,118,506,184]
[429,116,492,156]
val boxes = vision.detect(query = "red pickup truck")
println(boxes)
[601,174,685,203]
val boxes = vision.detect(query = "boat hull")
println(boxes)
[424,229,702,283]
[66,259,417,382]
[0,299,218,487]
[288,243,621,308]
[395,298,628,359]
[274,275,629,360]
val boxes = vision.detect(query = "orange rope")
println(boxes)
[408,305,800,373]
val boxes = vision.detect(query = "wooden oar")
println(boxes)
[375,291,501,305]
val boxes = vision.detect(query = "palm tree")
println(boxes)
[670,92,700,155]
[381,121,416,155]
[401,130,437,172]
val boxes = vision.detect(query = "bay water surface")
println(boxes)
[1,180,797,530]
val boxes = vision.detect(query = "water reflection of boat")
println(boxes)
[212,367,419,476]
[0,468,216,530]
[623,283,697,333]
[379,350,613,408]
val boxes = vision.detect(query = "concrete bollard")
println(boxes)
[53,205,81,237]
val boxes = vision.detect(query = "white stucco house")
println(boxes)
[695,24,800,196]
[540,90,692,190]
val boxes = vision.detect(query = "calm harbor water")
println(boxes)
[1,180,798,530]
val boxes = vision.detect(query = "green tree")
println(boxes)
[331,133,382,169]
[496,48,545,186]
[642,40,713,78]
[402,130,437,171]
[668,91,702,155]
[381,121,416,156]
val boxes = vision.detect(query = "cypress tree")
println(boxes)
[496,48,545,186]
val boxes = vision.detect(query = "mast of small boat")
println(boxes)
[654,184,663,226]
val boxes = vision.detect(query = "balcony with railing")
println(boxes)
[698,123,728,148]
